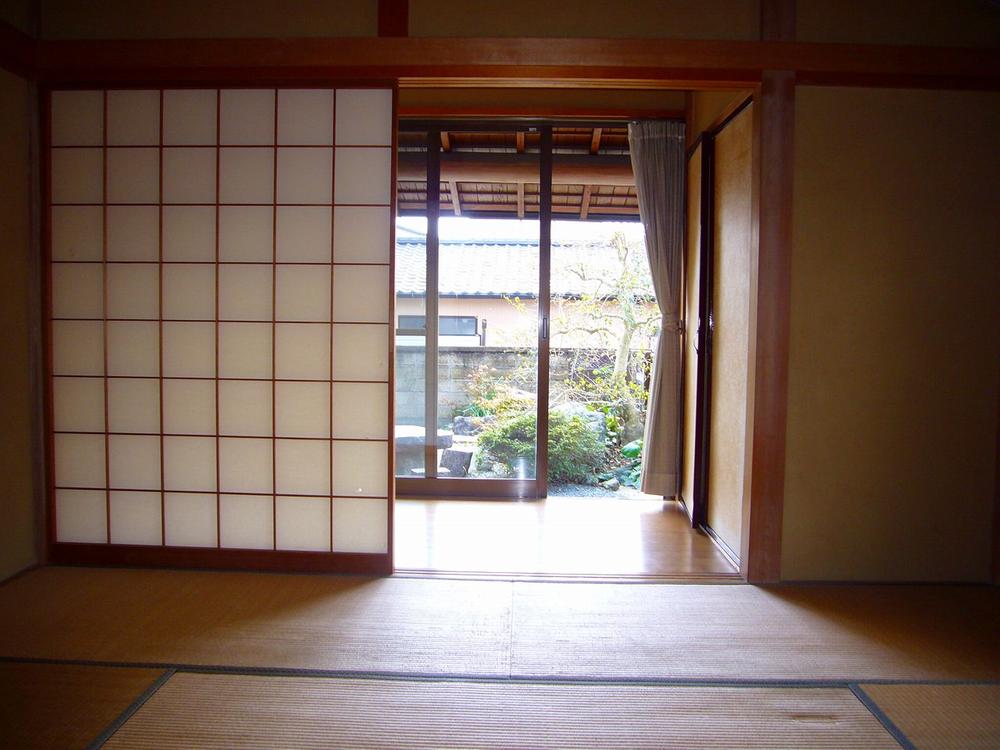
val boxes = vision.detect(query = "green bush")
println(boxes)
[477,411,605,483]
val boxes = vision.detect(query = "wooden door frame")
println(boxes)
[3,21,816,579]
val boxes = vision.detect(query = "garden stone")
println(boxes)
[453,416,493,436]
[440,448,473,477]
[551,402,607,444]
[598,477,621,491]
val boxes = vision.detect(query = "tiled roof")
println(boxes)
[395,238,652,299]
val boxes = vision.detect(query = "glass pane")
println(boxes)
[549,219,657,496]
[394,131,427,478]
[437,129,539,481]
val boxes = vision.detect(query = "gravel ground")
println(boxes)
[548,483,662,500]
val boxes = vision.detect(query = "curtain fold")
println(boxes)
[628,120,685,497]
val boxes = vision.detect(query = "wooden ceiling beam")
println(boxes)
[589,128,602,155]
[24,33,1000,90]
[516,131,525,154]
[516,183,525,219]
[580,185,592,219]
[449,180,461,215]
[440,131,451,152]
[397,152,634,186]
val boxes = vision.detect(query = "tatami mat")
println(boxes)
[861,683,1000,750]
[1,568,998,685]
[0,567,512,676]
[0,661,163,750]
[102,672,898,749]
[510,582,1000,681]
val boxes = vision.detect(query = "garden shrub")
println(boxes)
[477,411,605,483]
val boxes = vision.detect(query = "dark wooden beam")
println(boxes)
[449,180,461,215]
[377,0,409,38]
[743,70,795,584]
[589,127,603,154]
[397,152,634,186]
[761,0,796,42]
[580,185,592,219]
[516,131,525,153]
[31,37,1000,90]
[440,131,451,152]
[401,105,686,120]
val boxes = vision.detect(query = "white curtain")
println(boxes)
[628,120,685,497]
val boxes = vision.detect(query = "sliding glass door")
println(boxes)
[395,123,551,499]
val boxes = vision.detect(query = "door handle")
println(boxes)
[541,316,549,341]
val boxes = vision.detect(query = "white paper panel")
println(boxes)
[108,435,161,490]
[219,147,274,204]
[51,263,103,319]
[219,438,273,493]
[335,89,392,146]
[219,380,272,436]
[219,264,272,320]
[219,205,274,262]
[274,323,329,380]
[332,496,388,553]
[275,439,330,495]
[219,493,273,549]
[162,321,215,378]
[56,489,107,543]
[219,322,272,379]
[162,264,216,320]
[220,89,275,145]
[107,378,160,433]
[52,321,104,376]
[107,148,159,204]
[51,148,103,204]
[164,493,217,547]
[334,147,391,205]
[106,321,159,377]
[333,206,390,263]
[164,436,217,491]
[51,90,103,147]
[54,433,106,488]
[163,147,217,204]
[277,147,332,204]
[163,206,215,262]
[331,324,388,381]
[107,263,159,319]
[109,491,162,545]
[163,379,216,435]
[276,265,330,322]
[333,265,389,322]
[107,205,159,261]
[51,206,103,261]
[107,90,159,146]
[163,90,217,146]
[276,206,331,262]
[332,382,388,439]
[53,377,105,432]
[278,89,334,145]
[332,440,387,497]
[276,496,330,551]
[275,381,329,438]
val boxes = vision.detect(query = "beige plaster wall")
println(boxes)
[796,0,1000,47]
[705,103,754,557]
[782,86,1000,581]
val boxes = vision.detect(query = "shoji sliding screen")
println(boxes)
[46,87,395,574]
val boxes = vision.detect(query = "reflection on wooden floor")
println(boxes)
[394,497,739,578]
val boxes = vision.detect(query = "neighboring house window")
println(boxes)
[399,315,478,336]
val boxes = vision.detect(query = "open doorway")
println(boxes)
[392,120,737,578]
